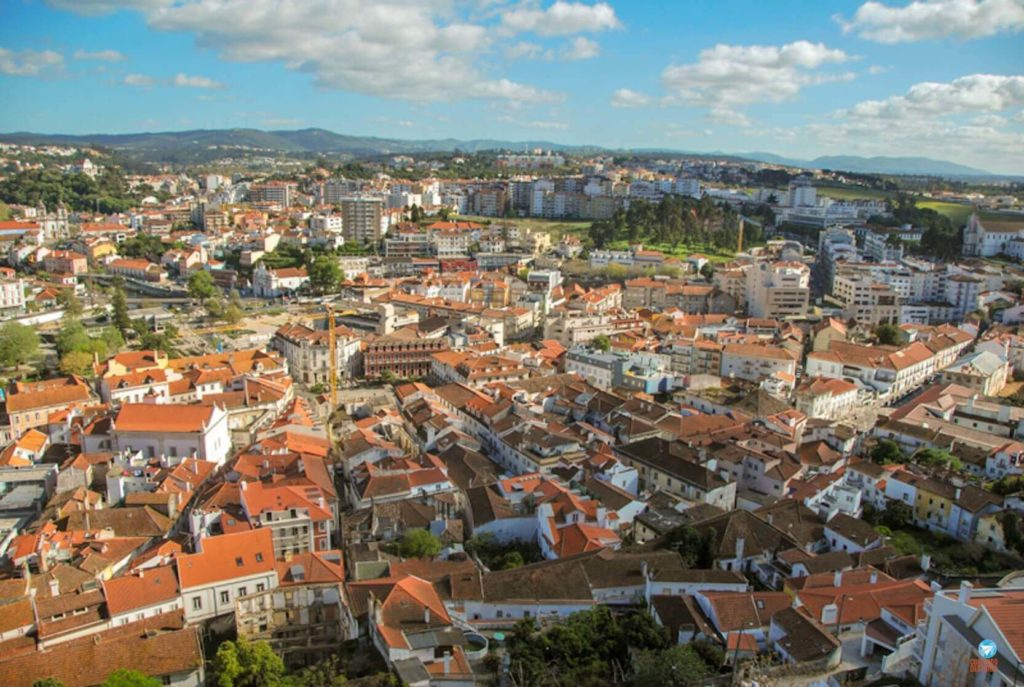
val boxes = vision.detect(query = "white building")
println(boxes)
[916,584,1024,687]
[100,403,232,465]
[252,264,309,298]
[177,529,279,623]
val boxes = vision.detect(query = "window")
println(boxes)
[496,610,504,619]
[192,597,202,610]
[221,591,230,604]
[238,587,248,597]
[255,553,264,563]
[256,583,265,593]
[235,556,244,567]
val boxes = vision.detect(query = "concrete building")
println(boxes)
[744,261,810,319]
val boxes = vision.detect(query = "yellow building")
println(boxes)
[913,476,955,531]
[975,511,1010,553]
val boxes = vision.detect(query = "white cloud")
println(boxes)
[501,1,621,36]
[123,73,156,86]
[505,41,546,59]
[496,115,569,129]
[804,73,1024,173]
[473,78,563,102]
[48,0,557,103]
[972,113,1008,125]
[610,88,652,107]
[845,74,1024,119]
[73,49,126,61]
[662,41,850,109]
[172,72,226,89]
[838,0,1024,43]
[264,117,302,127]
[708,108,752,127]
[868,65,888,75]
[0,48,64,77]
[561,36,600,60]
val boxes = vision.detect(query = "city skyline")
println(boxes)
[0,0,1023,173]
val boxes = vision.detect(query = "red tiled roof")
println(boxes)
[114,403,218,433]
[176,529,276,589]
[102,565,179,615]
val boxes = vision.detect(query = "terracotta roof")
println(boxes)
[0,616,202,687]
[114,403,218,433]
[102,565,180,615]
[176,529,276,589]
[4,377,92,413]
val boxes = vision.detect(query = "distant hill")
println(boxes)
[738,152,991,177]
[0,128,599,158]
[0,127,996,177]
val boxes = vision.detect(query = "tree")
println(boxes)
[663,525,705,568]
[875,323,902,346]
[0,322,40,368]
[57,288,83,318]
[308,256,341,295]
[32,679,65,687]
[871,439,905,465]
[60,351,95,377]
[507,607,669,686]
[100,670,160,687]
[224,304,244,324]
[188,270,216,304]
[592,334,612,352]
[630,645,712,687]
[699,262,714,282]
[1001,512,1023,555]
[56,320,91,357]
[100,326,125,353]
[111,286,131,336]
[915,448,962,471]
[396,529,441,559]
[879,500,913,530]
[212,638,286,687]
[289,656,349,687]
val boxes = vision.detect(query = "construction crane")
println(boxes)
[325,303,338,408]
[737,216,745,254]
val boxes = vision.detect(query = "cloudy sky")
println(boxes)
[1,0,1022,173]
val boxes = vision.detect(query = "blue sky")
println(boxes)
[1,0,1022,172]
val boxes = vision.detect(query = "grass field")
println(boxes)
[604,239,736,264]
[451,214,590,241]
[914,200,1019,228]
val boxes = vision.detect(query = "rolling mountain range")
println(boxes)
[0,127,997,177]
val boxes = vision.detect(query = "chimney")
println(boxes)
[641,561,649,580]
[766,513,774,525]
[921,553,931,572]
[239,480,248,491]
[49,578,60,597]
[735,537,745,561]
[869,570,878,584]
[833,570,843,588]
[442,651,451,675]
[955,487,962,499]
[958,581,973,604]
[424,607,431,624]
